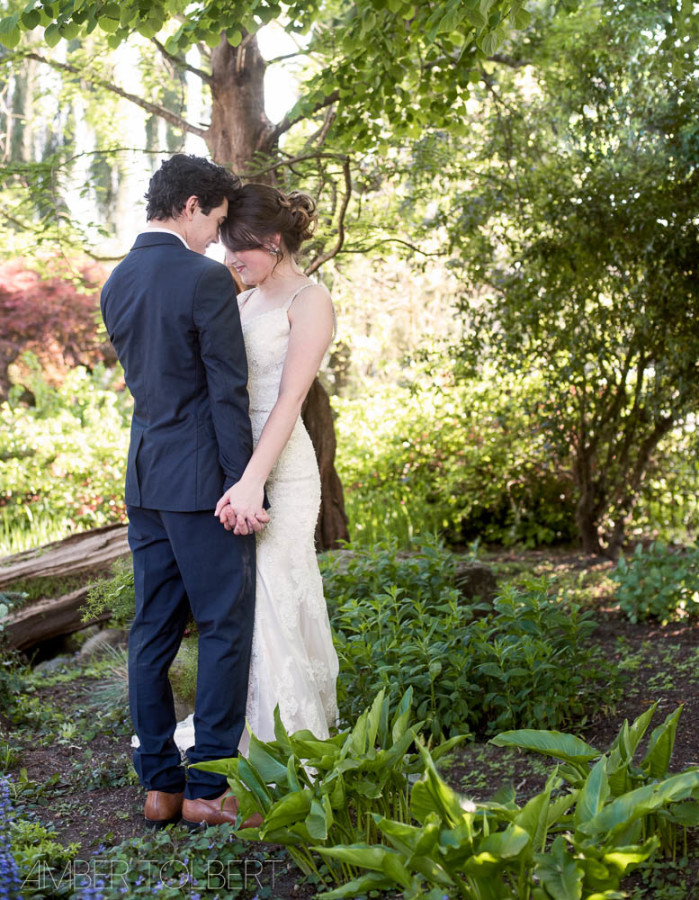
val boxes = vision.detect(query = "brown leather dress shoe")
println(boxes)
[181,790,239,829]
[144,790,184,829]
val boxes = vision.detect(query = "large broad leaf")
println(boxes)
[580,771,699,837]
[488,825,532,860]
[236,756,273,808]
[574,757,610,829]
[391,686,414,743]
[411,746,469,827]
[305,796,330,840]
[315,842,402,872]
[247,733,290,785]
[366,689,385,749]
[534,834,583,900]
[623,703,657,757]
[491,729,599,765]
[188,756,238,777]
[315,870,397,900]
[273,705,293,756]
[430,732,471,762]
[602,836,660,877]
[640,706,683,780]
[515,771,557,852]
[262,789,312,832]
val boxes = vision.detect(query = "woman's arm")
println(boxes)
[215,284,335,534]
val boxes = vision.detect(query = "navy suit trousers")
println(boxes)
[127,506,255,799]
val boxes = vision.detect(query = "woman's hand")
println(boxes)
[215,479,270,535]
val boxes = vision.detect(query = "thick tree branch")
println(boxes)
[306,157,351,275]
[24,52,207,138]
[151,37,212,85]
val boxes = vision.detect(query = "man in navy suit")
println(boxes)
[101,155,267,829]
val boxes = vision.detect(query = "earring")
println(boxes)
[268,247,278,256]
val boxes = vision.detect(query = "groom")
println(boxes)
[101,154,267,829]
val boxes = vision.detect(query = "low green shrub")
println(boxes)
[81,558,135,627]
[10,819,80,897]
[193,688,465,889]
[611,541,699,623]
[318,705,699,900]
[332,374,578,549]
[325,541,618,738]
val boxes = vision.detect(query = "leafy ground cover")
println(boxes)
[1,548,699,898]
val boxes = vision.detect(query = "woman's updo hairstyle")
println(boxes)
[221,184,317,257]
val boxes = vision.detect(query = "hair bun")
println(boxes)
[286,191,317,242]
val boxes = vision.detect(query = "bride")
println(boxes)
[214,184,339,753]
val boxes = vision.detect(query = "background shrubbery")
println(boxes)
[0,360,130,554]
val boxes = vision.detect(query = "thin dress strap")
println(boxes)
[283,281,316,311]
[284,281,337,339]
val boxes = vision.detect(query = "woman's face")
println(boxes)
[224,246,276,286]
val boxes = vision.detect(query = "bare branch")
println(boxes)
[306,157,351,275]
[271,89,340,141]
[151,37,212,85]
[339,238,445,257]
[302,105,336,152]
[265,50,307,65]
[244,149,348,179]
[24,52,207,138]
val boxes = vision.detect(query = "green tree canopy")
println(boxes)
[438,0,699,555]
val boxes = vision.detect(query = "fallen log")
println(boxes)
[0,523,130,652]
[0,523,129,590]
[2,586,111,652]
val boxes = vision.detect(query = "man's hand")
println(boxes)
[215,479,269,535]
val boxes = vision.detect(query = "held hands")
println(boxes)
[215,479,269,535]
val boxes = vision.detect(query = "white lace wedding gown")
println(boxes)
[172,283,339,756]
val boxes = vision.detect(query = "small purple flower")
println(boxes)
[0,776,21,900]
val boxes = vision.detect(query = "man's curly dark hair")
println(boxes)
[145,154,242,221]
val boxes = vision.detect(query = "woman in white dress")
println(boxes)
[215,184,339,753]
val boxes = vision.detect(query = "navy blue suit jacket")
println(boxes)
[101,232,252,511]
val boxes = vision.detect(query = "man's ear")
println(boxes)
[183,195,199,219]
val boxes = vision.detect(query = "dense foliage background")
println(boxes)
[0,0,697,556]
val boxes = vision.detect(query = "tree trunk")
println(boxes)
[206,32,349,549]
[207,33,277,177]
[302,379,350,549]
[573,449,605,556]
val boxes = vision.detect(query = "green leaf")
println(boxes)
[535,835,583,899]
[247,733,290,785]
[262,789,312,832]
[315,870,395,900]
[305,797,329,840]
[20,9,41,29]
[0,15,20,46]
[581,771,699,837]
[515,771,557,851]
[574,757,610,829]
[480,31,499,56]
[491,729,599,764]
[641,706,682,779]
[316,842,400,871]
